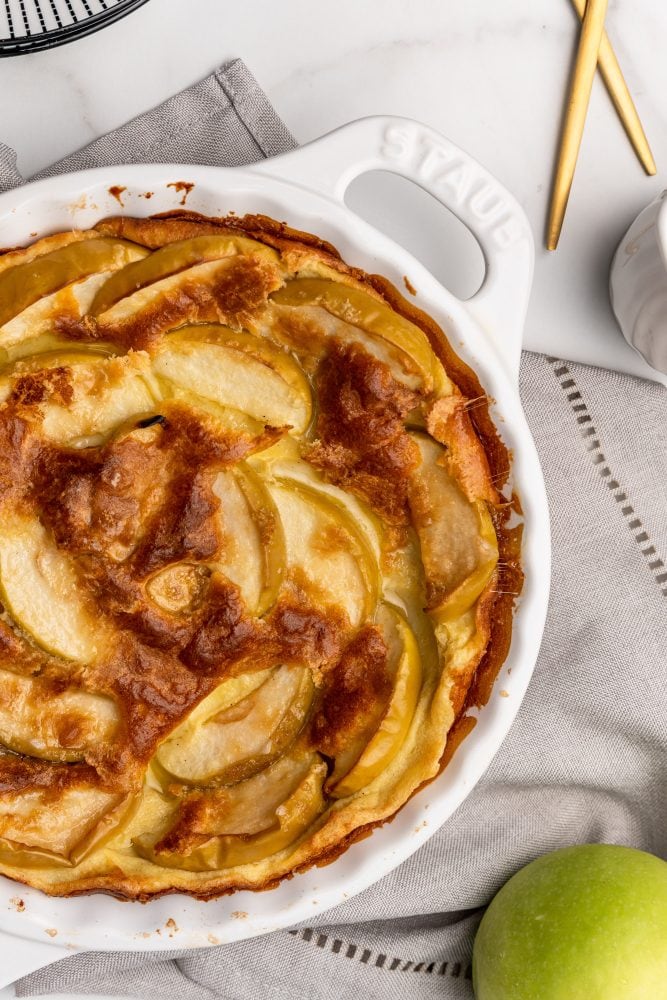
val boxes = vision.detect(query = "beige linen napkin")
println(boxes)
[1,58,665,1000]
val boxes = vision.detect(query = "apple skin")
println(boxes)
[473,845,667,1000]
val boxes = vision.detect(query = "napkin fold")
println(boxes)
[2,58,665,1000]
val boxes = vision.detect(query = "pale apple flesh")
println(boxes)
[0,668,119,763]
[0,514,105,663]
[152,325,312,435]
[212,462,285,616]
[270,277,451,394]
[0,231,98,277]
[0,778,134,868]
[90,234,280,316]
[433,500,499,622]
[0,278,113,354]
[92,251,283,339]
[154,665,314,787]
[408,432,498,613]
[154,382,268,439]
[266,458,384,568]
[0,350,159,447]
[331,606,422,797]
[0,238,149,329]
[324,602,420,790]
[267,477,379,627]
[135,752,326,871]
[266,299,426,392]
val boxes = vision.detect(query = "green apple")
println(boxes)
[473,844,667,1000]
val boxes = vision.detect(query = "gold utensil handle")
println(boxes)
[547,0,609,250]
[570,0,656,175]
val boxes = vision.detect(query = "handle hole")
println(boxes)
[344,170,486,301]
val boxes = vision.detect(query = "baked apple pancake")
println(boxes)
[0,212,521,899]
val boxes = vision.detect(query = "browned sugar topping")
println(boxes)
[310,624,391,758]
[306,340,420,526]
[58,255,282,353]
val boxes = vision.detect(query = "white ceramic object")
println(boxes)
[610,190,667,375]
[0,116,550,986]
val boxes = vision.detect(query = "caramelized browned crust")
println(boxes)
[0,210,521,900]
[306,340,419,527]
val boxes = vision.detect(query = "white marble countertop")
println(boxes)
[0,0,665,995]
[2,0,667,385]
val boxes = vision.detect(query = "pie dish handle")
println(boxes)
[0,931,70,989]
[255,115,534,382]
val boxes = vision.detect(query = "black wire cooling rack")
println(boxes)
[1,0,150,55]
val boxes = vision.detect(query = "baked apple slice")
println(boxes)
[267,458,384,566]
[0,514,104,662]
[155,383,268,440]
[145,563,212,616]
[0,347,109,404]
[271,278,450,393]
[154,664,314,787]
[407,432,498,614]
[135,750,326,871]
[153,326,312,434]
[0,237,148,346]
[0,350,158,446]
[0,769,134,869]
[212,462,285,616]
[0,231,98,277]
[267,476,379,627]
[0,668,119,763]
[90,234,280,316]
[331,605,422,797]
[0,282,114,358]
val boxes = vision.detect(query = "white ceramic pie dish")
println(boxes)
[0,116,550,984]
